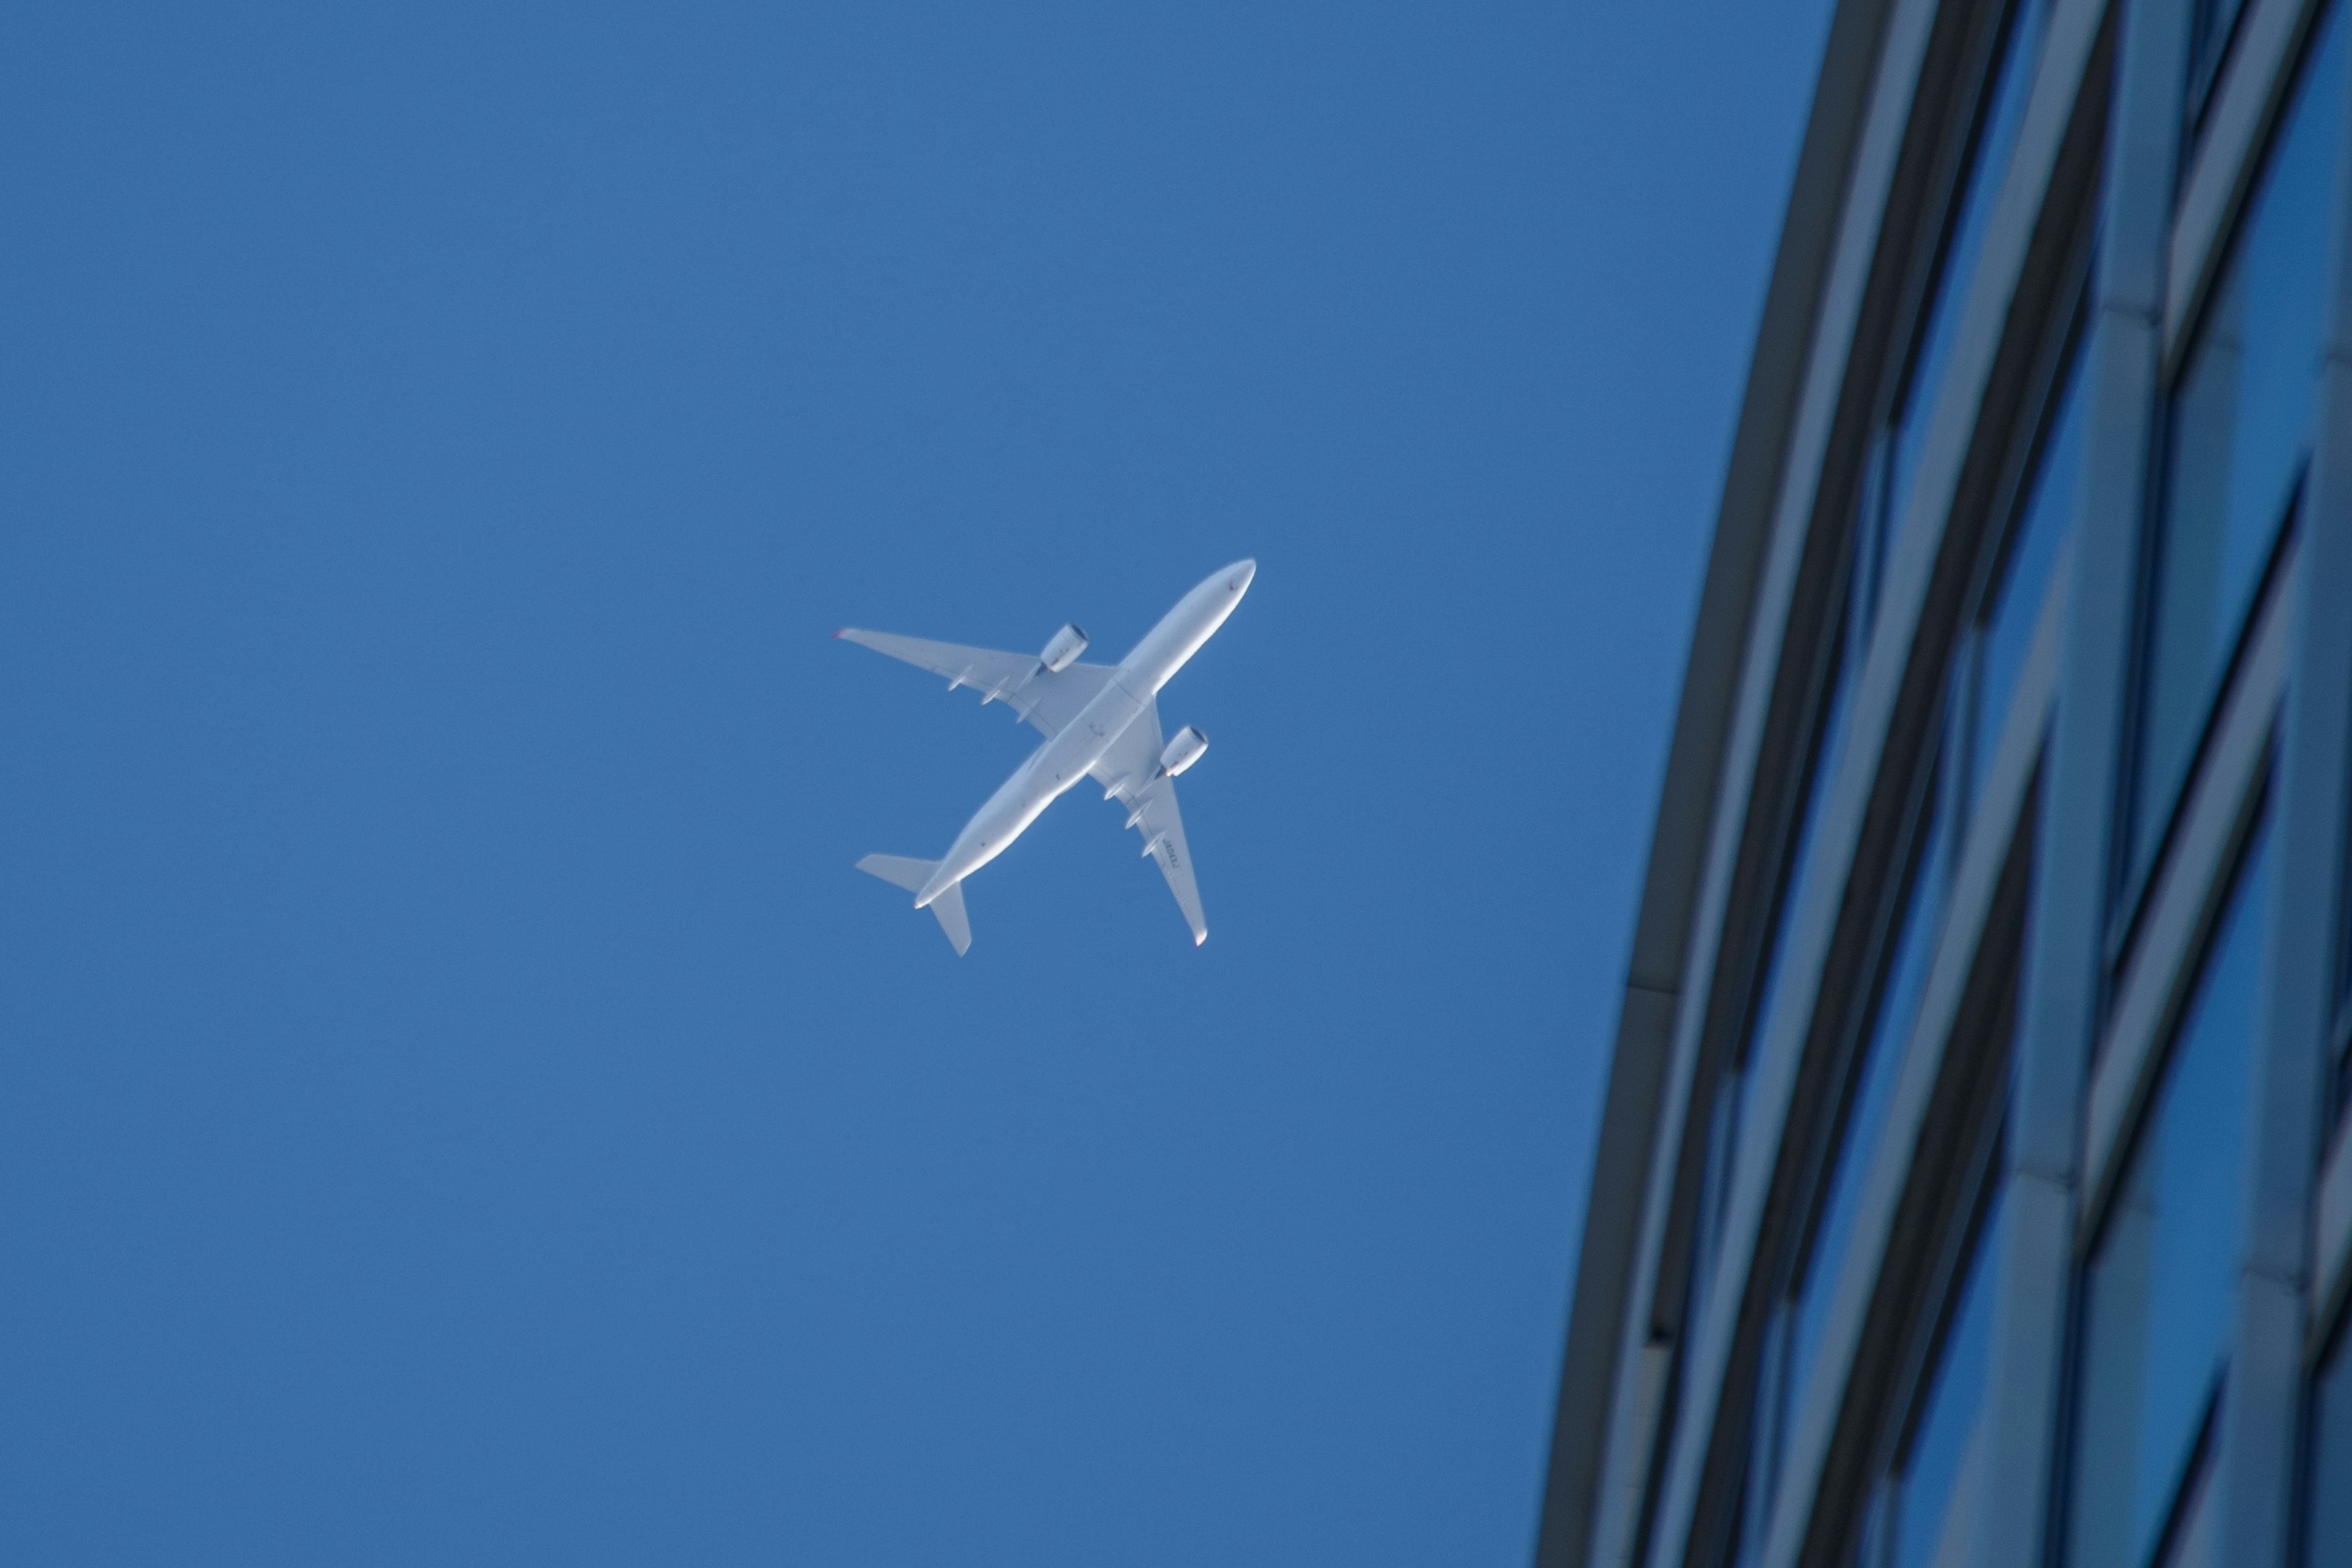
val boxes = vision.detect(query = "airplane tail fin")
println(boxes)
[855,855,971,956]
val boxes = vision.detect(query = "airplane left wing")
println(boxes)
[834,628,1115,737]
[1090,703,1207,945]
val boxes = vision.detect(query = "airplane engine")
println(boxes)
[1039,623,1089,672]
[1159,725,1208,777]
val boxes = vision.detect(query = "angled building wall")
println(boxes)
[1537,0,2352,1564]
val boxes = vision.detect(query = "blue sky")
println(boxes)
[0,4,1829,1562]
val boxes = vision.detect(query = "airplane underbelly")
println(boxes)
[942,690,1139,880]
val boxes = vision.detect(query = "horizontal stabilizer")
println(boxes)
[856,854,933,893]
[855,854,972,956]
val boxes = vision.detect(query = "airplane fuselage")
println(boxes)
[914,560,1254,907]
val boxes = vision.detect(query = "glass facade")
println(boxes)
[2125,1,2345,904]
[1863,0,2042,636]
[1887,1176,2006,1568]
[1790,747,1950,1444]
[1963,332,2083,821]
[1539,1,2352,1565]
[2308,1322,2352,1567]
[1706,0,2067,1423]
[1691,587,1856,1338]
[2069,818,2274,1568]
[2187,0,2252,130]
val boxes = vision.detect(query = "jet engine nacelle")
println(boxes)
[1039,623,1089,673]
[1159,725,1208,778]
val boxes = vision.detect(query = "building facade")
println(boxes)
[1534,0,2352,1564]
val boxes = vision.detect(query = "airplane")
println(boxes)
[836,559,1256,954]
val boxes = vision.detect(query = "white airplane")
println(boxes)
[837,559,1256,954]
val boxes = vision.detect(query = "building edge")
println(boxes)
[1531,4,1898,1563]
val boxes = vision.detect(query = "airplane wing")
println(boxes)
[834,628,1116,737]
[1089,703,1207,945]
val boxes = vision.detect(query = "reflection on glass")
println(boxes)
[2305,1321,2352,1565]
[1879,0,2044,579]
[1746,647,1858,1102]
[1733,1325,1776,1568]
[1968,342,2085,813]
[1692,1060,1743,1324]
[1893,1181,2007,1568]
[1787,752,1954,1432]
[2068,818,2274,1568]
[2188,0,2252,125]
[1853,0,2049,652]
[1694,592,1859,1333]
[2128,0,2344,893]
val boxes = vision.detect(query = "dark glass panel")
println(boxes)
[1694,589,1860,1329]
[2188,0,2252,129]
[2068,818,2275,1568]
[1893,1182,2008,1568]
[1969,343,2086,810]
[2128,2,2344,894]
[2306,1319,2352,1566]
[1787,758,1953,1431]
[1880,0,2043,573]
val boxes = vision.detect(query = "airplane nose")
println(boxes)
[1229,559,1256,592]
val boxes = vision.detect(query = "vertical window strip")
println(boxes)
[1966,323,2086,821]
[1889,1171,2008,1568]
[2187,0,2253,137]
[2123,0,2346,919]
[1866,0,2047,634]
[1689,576,1859,1336]
[2069,813,2277,1568]
[2303,1314,2352,1564]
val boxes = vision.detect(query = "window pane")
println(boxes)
[1787,761,1953,1428]
[1882,0,2043,568]
[2307,1320,2352,1566]
[1970,339,2086,810]
[2068,818,2275,1568]
[1894,1180,2008,1568]
[1747,647,1858,1090]
[2188,0,2252,126]
[1696,592,1860,1327]
[2128,1,2344,892]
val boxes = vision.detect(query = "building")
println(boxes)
[1533,0,2352,1563]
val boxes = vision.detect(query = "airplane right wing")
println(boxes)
[834,628,1115,737]
[1088,703,1207,945]
[1128,777,1206,946]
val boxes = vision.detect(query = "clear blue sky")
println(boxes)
[1,4,1829,1562]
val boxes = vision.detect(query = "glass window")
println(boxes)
[1891,1177,2008,1568]
[2126,0,2345,899]
[2306,1316,2352,1566]
[2188,0,2252,132]
[1692,583,1860,1332]
[2068,815,2275,1568]
[1965,331,2086,816]
[1746,625,1860,1109]
[1788,749,1954,1431]
[1863,0,2046,632]
[1741,717,1961,1563]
